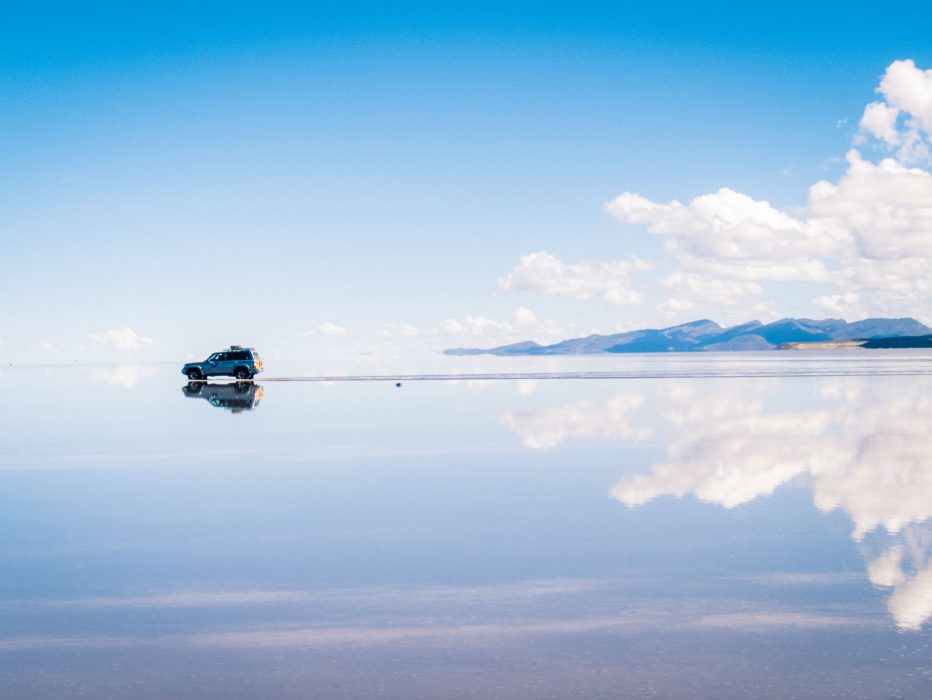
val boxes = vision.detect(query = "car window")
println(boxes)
[231,351,248,361]
[208,353,221,361]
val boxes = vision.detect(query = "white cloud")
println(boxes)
[865,58,932,164]
[492,60,932,324]
[809,150,932,259]
[462,316,511,337]
[603,184,839,316]
[602,144,932,323]
[90,327,153,352]
[660,273,764,308]
[860,101,901,147]
[607,188,842,263]
[377,323,419,337]
[308,322,348,337]
[605,186,844,301]
[498,251,649,305]
[436,315,511,338]
[441,319,465,334]
[439,308,571,343]
[879,60,932,131]
[514,306,537,327]
[290,310,569,359]
[877,59,932,142]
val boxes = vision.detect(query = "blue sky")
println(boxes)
[4,2,932,363]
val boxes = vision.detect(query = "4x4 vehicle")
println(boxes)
[182,346,263,380]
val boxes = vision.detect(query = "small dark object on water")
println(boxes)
[395,382,402,387]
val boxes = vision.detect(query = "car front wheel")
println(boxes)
[186,368,203,380]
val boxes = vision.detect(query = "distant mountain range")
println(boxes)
[444,317,932,355]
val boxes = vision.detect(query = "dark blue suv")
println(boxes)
[182,346,263,380]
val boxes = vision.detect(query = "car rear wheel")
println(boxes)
[186,368,203,380]
[234,367,251,380]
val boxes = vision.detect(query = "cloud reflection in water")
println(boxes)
[501,393,650,449]
[92,364,155,387]
[503,377,932,630]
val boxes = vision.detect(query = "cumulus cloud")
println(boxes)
[377,323,419,337]
[439,308,571,343]
[308,322,348,337]
[514,306,537,327]
[860,101,901,147]
[607,188,843,264]
[306,310,570,359]
[879,60,932,131]
[495,60,932,323]
[859,59,932,163]
[498,251,650,305]
[436,315,510,339]
[439,319,464,334]
[810,150,932,259]
[604,183,846,315]
[657,273,768,317]
[603,140,932,322]
[90,327,153,352]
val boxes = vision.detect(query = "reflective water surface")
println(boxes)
[2,355,932,698]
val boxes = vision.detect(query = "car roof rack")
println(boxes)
[229,345,244,350]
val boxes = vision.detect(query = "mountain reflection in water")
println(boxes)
[503,376,932,630]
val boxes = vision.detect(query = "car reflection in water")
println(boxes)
[182,381,263,413]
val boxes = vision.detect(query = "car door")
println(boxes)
[228,350,248,374]
[218,352,238,376]
[205,352,225,376]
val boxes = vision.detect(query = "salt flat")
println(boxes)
[1,353,930,698]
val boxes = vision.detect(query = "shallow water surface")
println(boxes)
[2,354,932,698]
